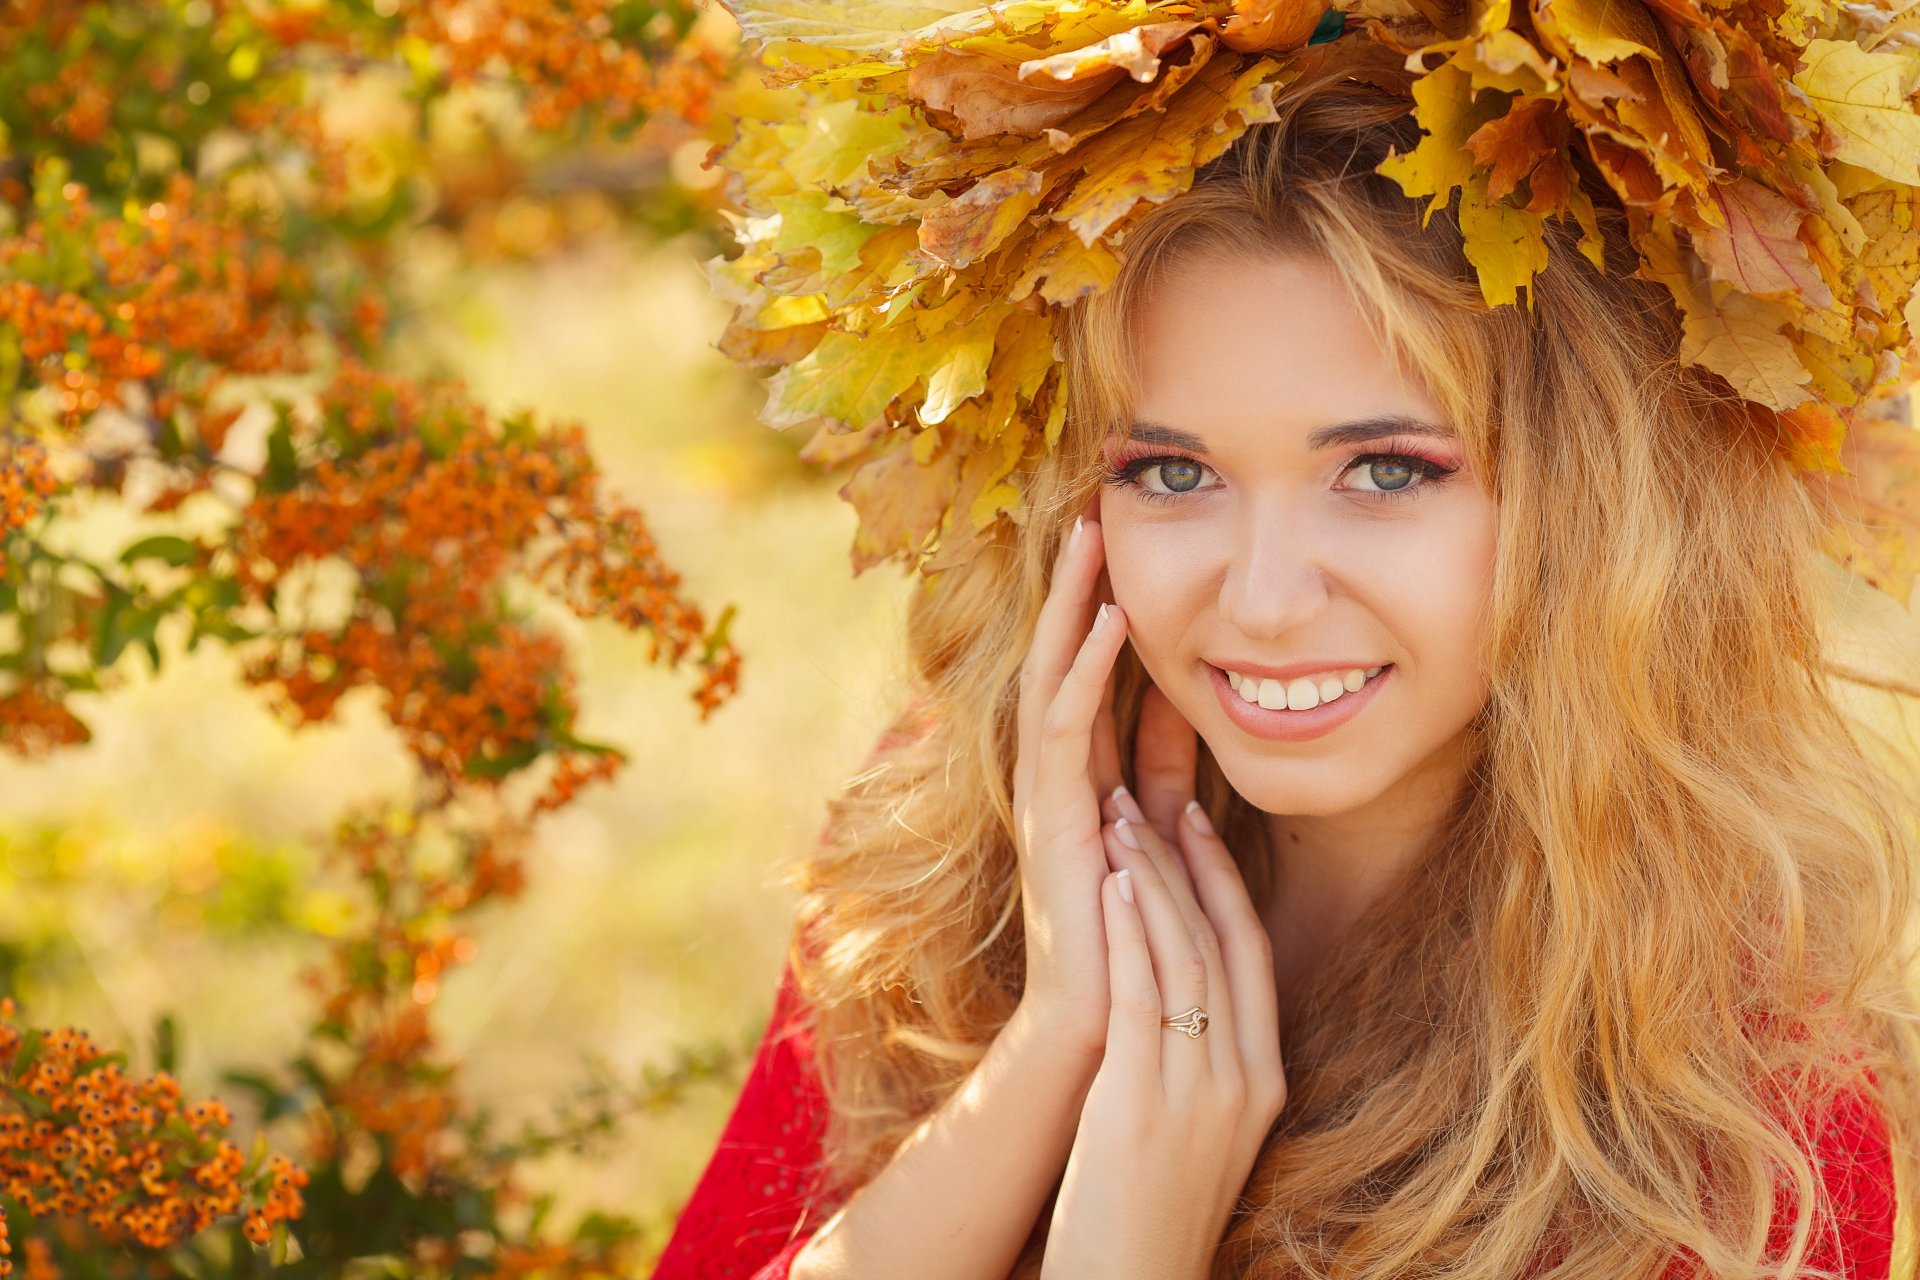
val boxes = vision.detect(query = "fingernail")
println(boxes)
[1113,817,1143,850]
[1116,868,1134,904]
[1069,514,1083,554]
[1110,785,1146,824]
[1184,800,1216,838]
[1092,602,1109,635]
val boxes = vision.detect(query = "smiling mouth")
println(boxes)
[1212,663,1393,713]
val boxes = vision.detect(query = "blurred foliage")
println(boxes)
[0,0,781,1273]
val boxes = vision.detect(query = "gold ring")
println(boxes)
[1160,1006,1208,1038]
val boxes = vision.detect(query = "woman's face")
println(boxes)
[1097,250,1497,818]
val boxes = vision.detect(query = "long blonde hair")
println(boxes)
[777,61,1920,1280]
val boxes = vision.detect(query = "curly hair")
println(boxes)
[777,57,1920,1280]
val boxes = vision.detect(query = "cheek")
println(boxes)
[1096,498,1214,652]
[1379,504,1498,683]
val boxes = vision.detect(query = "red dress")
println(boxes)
[648,958,1900,1280]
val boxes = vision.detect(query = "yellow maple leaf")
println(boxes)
[919,307,1006,424]
[1791,39,1920,185]
[1053,56,1287,244]
[1679,287,1816,409]
[771,192,885,276]
[1458,170,1551,307]
[1377,63,1509,224]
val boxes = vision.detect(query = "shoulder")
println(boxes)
[1769,1070,1899,1279]
[648,958,831,1280]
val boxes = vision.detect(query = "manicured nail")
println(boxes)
[1092,602,1109,635]
[1116,868,1134,904]
[1114,817,1143,850]
[1069,514,1083,553]
[1185,800,1216,838]
[1111,785,1146,824]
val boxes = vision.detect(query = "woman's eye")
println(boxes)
[1344,452,1443,498]
[1137,458,1217,495]
[1343,456,1422,494]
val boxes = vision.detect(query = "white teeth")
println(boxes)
[1220,663,1387,711]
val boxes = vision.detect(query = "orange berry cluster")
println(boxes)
[0,690,90,759]
[404,0,727,133]
[0,171,312,431]
[0,999,307,1253]
[234,362,738,804]
[300,813,503,1184]
[0,444,57,542]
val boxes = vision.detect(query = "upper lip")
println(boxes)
[1208,657,1389,681]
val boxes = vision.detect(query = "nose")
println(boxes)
[1215,498,1331,641]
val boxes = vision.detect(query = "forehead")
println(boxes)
[1125,250,1447,451]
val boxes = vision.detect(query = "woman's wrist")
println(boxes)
[786,996,1104,1280]
[1006,994,1110,1076]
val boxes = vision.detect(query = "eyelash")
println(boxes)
[1099,446,1459,507]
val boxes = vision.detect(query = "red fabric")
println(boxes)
[651,958,1899,1280]
[650,957,830,1280]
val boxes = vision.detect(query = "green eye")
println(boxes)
[1151,460,1205,493]
[1352,459,1414,491]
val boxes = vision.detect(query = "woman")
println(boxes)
[650,63,1919,1280]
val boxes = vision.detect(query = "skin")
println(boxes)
[1040,249,1499,1278]
[1097,248,1498,1026]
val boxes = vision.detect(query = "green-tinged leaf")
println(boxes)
[722,0,978,52]
[775,325,925,430]
[120,534,200,567]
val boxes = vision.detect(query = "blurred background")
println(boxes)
[0,3,915,1272]
[0,3,1916,1277]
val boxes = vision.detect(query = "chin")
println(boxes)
[1203,741,1396,817]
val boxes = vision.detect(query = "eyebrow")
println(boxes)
[1124,414,1458,452]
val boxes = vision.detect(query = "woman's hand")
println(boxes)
[1039,789,1287,1280]
[1011,508,1130,1064]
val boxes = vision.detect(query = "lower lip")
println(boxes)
[1209,663,1394,742]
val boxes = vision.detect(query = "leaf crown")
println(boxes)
[709,0,1920,598]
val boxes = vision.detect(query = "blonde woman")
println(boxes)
[650,60,1919,1280]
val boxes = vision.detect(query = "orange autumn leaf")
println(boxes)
[1465,95,1568,204]
[1220,0,1329,53]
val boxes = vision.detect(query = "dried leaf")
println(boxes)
[1458,170,1552,306]
[775,324,926,430]
[1680,289,1816,408]
[1693,178,1834,306]
[720,0,977,53]
[1465,95,1566,202]
[1221,0,1330,53]
[1791,39,1920,184]
[910,49,1124,139]
[918,168,1046,267]
[841,433,962,573]
[1378,63,1510,224]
